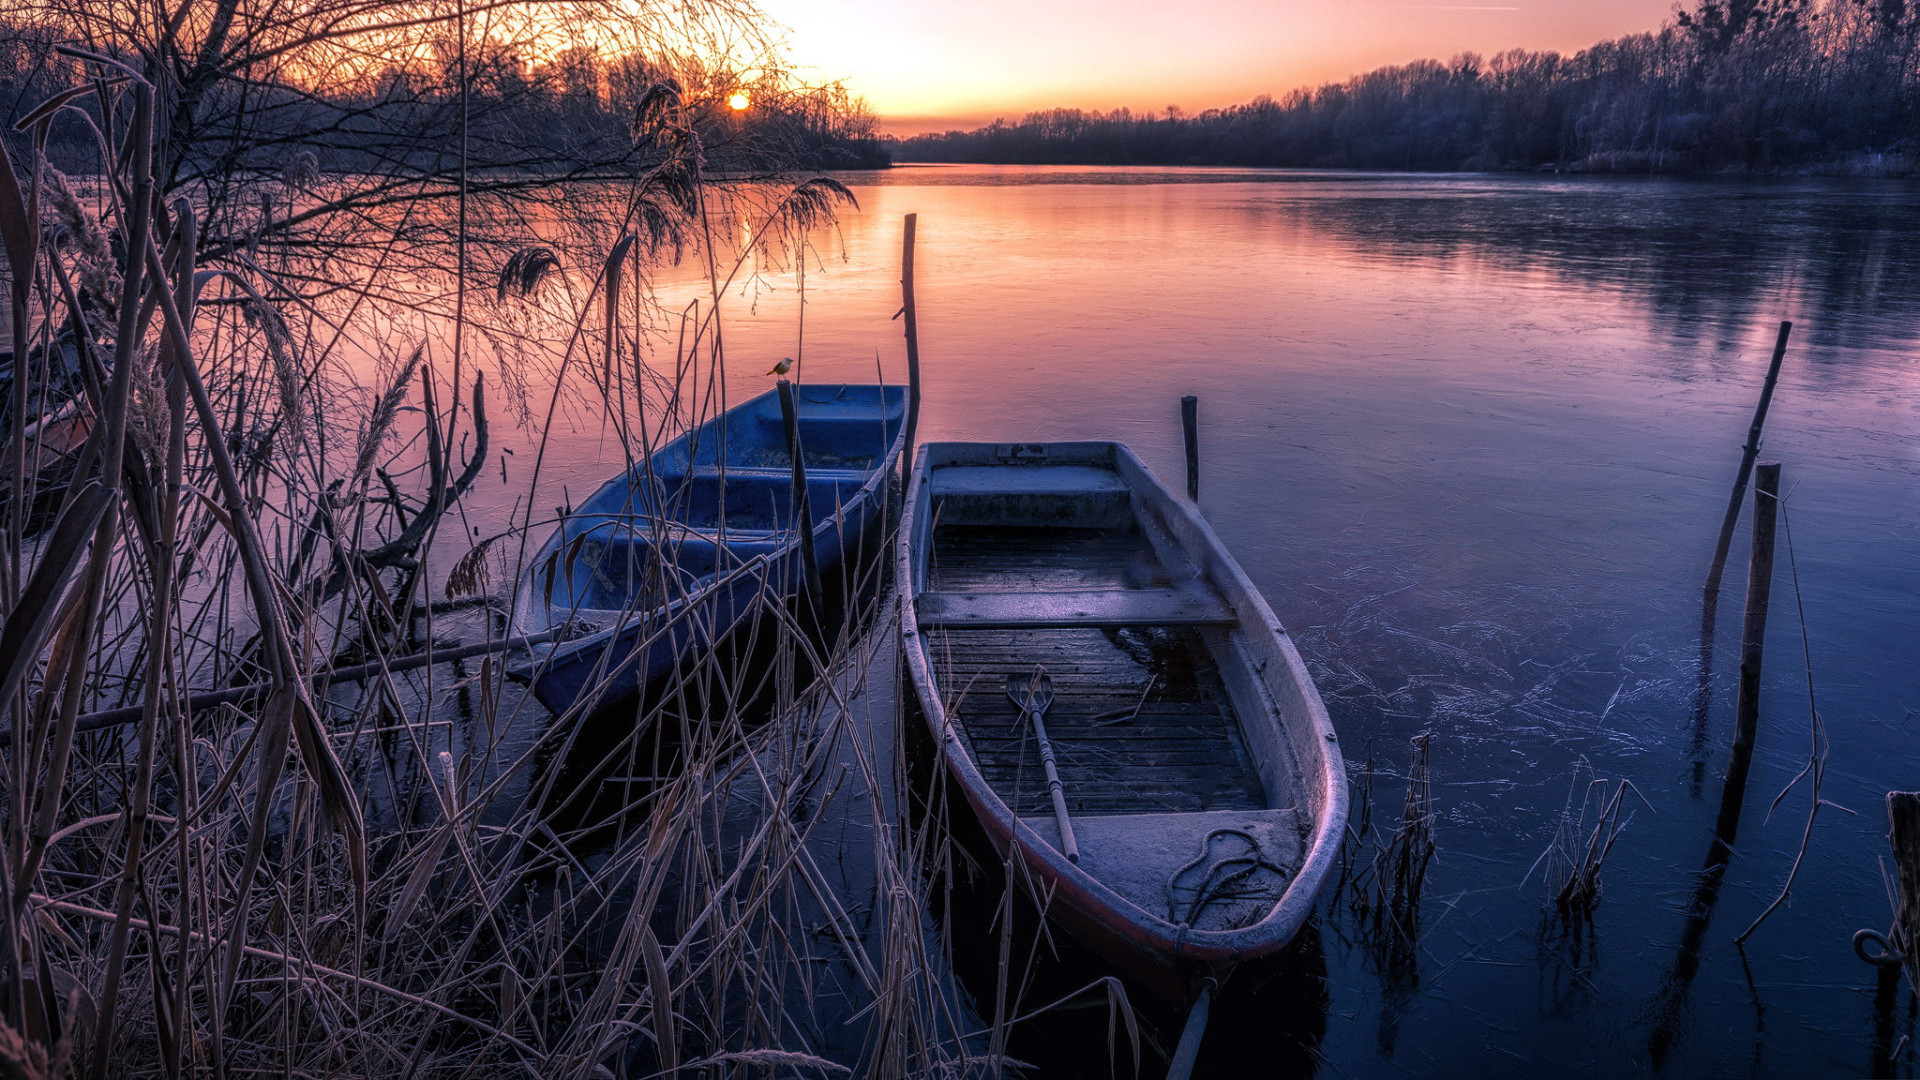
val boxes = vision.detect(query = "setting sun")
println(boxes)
[728,91,749,111]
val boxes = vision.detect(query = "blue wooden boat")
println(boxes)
[510,383,907,715]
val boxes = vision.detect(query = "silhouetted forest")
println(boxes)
[895,0,1920,173]
[0,13,885,178]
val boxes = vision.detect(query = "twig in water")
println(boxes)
[1089,673,1156,727]
[1735,491,1854,946]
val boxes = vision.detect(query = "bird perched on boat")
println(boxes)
[766,357,793,376]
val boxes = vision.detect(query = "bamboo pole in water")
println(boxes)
[1857,788,1920,1069]
[1705,322,1792,611]
[1181,395,1199,502]
[1651,469,1782,1063]
[777,379,823,610]
[1692,323,1792,790]
[1727,462,1781,797]
[1880,792,1920,987]
[1892,793,1920,964]
[900,214,922,470]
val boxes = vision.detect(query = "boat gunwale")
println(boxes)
[897,439,1348,977]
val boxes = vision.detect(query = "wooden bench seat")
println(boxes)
[915,584,1236,629]
[929,463,1129,496]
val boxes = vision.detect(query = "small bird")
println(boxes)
[765,357,794,376]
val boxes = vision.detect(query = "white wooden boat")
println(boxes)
[897,441,1346,1004]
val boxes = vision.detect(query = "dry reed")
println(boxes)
[0,56,988,1080]
[1342,732,1435,977]
[1532,765,1646,912]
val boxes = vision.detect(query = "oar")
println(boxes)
[1008,669,1078,864]
[1164,979,1214,1080]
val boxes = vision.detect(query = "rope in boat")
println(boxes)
[1162,830,1289,1080]
[1166,827,1292,928]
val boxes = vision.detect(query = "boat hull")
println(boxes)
[930,736,1272,1001]
[527,497,882,714]
[514,384,905,716]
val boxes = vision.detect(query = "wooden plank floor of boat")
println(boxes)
[926,524,1268,816]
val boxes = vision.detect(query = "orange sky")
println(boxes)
[759,0,1680,134]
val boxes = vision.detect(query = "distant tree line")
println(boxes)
[894,0,1920,172]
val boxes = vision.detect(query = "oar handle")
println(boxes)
[1165,980,1214,1080]
[1028,707,1079,863]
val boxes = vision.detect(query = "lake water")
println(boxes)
[509,165,1920,1076]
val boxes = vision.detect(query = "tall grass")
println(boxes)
[1535,766,1645,912]
[1340,732,1434,986]
[0,61,985,1079]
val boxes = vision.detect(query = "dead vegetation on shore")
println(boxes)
[0,18,994,1073]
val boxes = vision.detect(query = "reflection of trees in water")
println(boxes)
[1246,180,1920,365]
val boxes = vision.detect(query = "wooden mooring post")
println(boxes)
[1711,461,1781,854]
[900,214,922,472]
[777,379,823,610]
[1729,462,1782,783]
[1690,322,1794,794]
[1858,792,1920,989]
[1889,793,1920,983]
[1181,395,1199,502]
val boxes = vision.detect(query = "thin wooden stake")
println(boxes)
[1726,462,1781,803]
[1705,322,1792,610]
[777,380,822,610]
[1858,793,1920,987]
[900,214,922,471]
[1693,323,1792,789]
[1181,395,1199,502]
[1888,792,1920,988]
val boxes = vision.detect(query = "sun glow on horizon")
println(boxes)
[761,0,1680,135]
[728,91,750,110]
